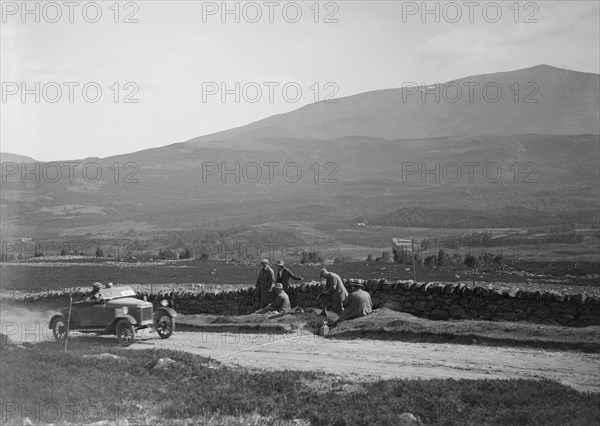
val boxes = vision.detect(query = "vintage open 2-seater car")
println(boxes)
[49,285,176,346]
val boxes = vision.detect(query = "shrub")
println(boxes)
[437,249,449,265]
[424,255,436,266]
[179,248,192,260]
[413,252,423,266]
[393,248,419,264]
[158,248,177,259]
[300,250,323,264]
[464,254,479,269]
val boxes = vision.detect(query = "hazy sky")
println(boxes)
[2,0,599,161]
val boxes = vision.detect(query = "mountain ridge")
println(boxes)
[0,153,38,163]
[3,65,597,163]
[183,64,599,147]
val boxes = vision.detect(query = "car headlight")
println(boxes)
[160,299,168,307]
[122,307,128,315]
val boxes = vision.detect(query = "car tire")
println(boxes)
[50,317,67,342]
[155,315,175,339]
[115,319,135,346]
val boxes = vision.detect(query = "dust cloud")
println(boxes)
[0,305,58,344]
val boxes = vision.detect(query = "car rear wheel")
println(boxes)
[155,315,174,339]
[115,319,135,346]
[51,317,67,342]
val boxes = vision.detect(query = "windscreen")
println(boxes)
[98,285,136,300]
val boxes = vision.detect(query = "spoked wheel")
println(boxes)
[51,317,67,342]
[115,319,135,346]
[155,315,175,339]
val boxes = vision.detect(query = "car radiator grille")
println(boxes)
[140,306,153,322]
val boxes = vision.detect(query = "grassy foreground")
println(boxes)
[1,340,599,425]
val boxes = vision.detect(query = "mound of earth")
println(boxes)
[178,308,328,334]
[178,307,599,352]
[326,308,600,352]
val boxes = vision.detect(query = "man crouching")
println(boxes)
[257,283,291,313]
[329,279,373,327]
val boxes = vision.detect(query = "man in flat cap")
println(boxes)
[316,268,348,317]
[255,258,275,309]
[258,283,291,313]
[275,260,303,293]
[330,279,373,326]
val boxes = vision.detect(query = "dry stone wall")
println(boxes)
[4,280,599,327]
[291,280,599,327]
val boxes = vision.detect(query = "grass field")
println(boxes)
[1,259,599,296]
[1,338,599,426]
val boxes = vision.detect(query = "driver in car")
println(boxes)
[86,282,102,301]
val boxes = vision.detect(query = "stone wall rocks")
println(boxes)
[3,281,599,327]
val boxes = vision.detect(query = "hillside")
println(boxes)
[183,65,599,145]
[1,134,598,239]
[1,66,598,249]
[0,153,37,163]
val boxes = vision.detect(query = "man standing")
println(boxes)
[330,279,373,326]
[316,268,348,317]
[255,258,275,309]
[258,283,291,313]
[275,260,303,292]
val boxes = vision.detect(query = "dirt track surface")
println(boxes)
[130,331,600,393]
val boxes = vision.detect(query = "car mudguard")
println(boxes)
[109,314,138,331]
[49,314,65,328]
[154,307,177,319]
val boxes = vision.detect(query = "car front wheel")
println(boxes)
[155,315,175,339]
[51,317,67,342]
[115,319,135,346]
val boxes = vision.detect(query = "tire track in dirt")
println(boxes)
[130,331,600,393]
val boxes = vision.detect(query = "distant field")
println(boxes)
[1,259,598,296]
[314,223,599,262]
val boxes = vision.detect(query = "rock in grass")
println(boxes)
[398,412,421,424]
[153,357,177,370]
[83,353,122,360]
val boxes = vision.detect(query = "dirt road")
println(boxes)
[130,331,600,393]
